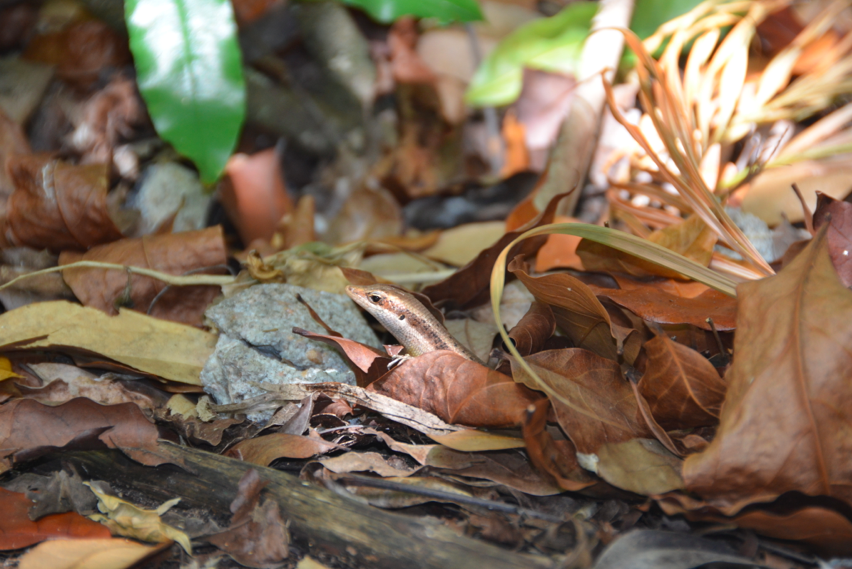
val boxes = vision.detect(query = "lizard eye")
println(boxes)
[368,294,382,303]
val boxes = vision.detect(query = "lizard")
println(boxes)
[345,283,484,365]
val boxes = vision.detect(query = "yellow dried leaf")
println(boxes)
[0,301,215,384]
[85,482,192,553]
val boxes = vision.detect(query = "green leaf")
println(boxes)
[630,0,705,40]
[125,0,246,184]
[337,0,483,24]
[465,2,597,107]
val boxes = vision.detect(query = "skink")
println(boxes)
[345,284,483,364]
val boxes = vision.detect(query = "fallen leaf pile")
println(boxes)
[0,0,851,567]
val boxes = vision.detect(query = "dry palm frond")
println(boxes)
[601,0,852,279]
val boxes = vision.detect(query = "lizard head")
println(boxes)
[345,284,390,308]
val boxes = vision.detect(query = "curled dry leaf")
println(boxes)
[59,226,227,326]
[0,398,171,472]
[521,399,595,491]
[422,191,563,309]
[684,229,852,514]
[813,192,852,287]
[0,487,111,550]
[3,155,123,251]
[508,301,555,356]
[639,335,726,430]
[509,256,618,360]
[368,350,542,428]
[209,469,290,568]
[512,349,653,454]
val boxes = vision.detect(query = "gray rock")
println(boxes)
[201,284,380,422]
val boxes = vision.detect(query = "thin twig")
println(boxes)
[0,261,236,293]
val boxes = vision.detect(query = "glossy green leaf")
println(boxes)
[465,2,597,107]
[338,0,483,24]
[125,0,245,184]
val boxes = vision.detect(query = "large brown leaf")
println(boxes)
[639,336,726,429]
[512,349,653,454]
[0,398,170,472]
[684,229,852,513]
[3,155,123,251]
[367,350,541,428]
[59,227,226,326]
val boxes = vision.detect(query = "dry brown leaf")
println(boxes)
[227,433,341,466]
[59,226,227,326]
[657,494,852,555]
[0,398,170,473]
[507,301,555,356]
[320,452,418,478]
[521,399,595,491]
[684,228,852,513]
[293,327,391,387]
[3,155,123,251]
[0,487,111,550]
[512,349,653,454]
[813,191,852,287]
[509,256,618,360]
[418,445,563,496]
[208,469,290,568]
[0,301,216,384]
[588,278,737,331]
[16,370,160,410]
[638,336,727,430]
[368,350,541,428]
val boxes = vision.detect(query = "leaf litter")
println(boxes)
[0,0,851,567]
